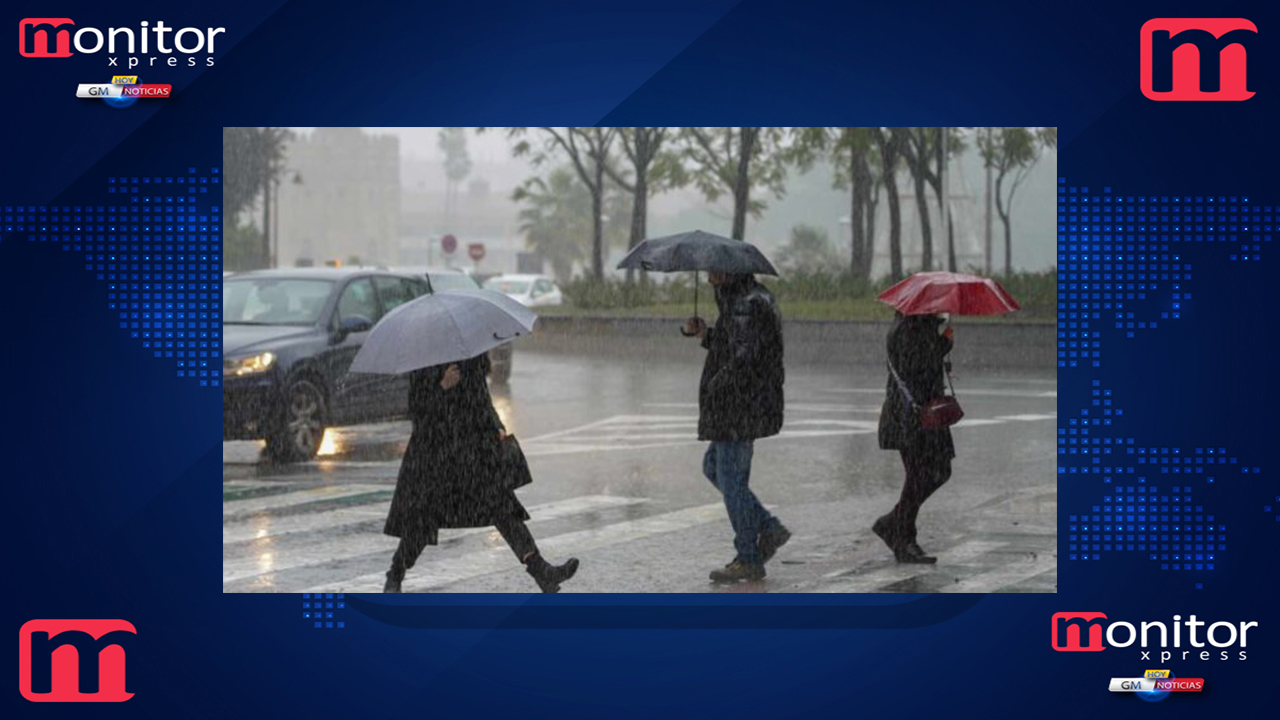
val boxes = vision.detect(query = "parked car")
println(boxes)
[222,268,430,462]
[483,273,563,307]
[393,266,514,382]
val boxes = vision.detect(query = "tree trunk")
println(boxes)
[591,185,604,280]
[261,170,271,269]
[626,173,647,283]
[913,169,932,272]
[864,180,879,281]
[994,171,1011,276]
[1002,212,1012,277]
[731,127,758,240]
[947,213,956,272]
[850,152,865,277]
[884,160,903,280]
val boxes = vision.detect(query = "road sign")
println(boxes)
[441,234,457,254]
[468,242,485,262]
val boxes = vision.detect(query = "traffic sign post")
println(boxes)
[468,242,485,273]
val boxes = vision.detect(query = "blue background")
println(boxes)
[3,0,1277,716]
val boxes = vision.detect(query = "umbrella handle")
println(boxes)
[679,270,700,337]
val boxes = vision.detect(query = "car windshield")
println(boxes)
[223,278,334,326]
[429,273,480,291]
[484,278,531,294]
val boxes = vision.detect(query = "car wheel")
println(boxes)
[265,378,326,462]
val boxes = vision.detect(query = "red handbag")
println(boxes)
[888,360,964,429]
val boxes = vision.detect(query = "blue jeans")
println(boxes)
[702,440,780,564]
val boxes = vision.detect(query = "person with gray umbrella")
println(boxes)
[350,289,580,593]
[619,231,791,583]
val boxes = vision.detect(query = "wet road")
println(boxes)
[224,344,1056,593]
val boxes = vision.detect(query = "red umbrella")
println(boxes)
[877,271,1020,316]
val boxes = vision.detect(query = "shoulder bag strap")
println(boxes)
[887,360,918,409]
[943,361,957,398]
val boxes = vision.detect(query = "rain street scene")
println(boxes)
[222,127,1057,593]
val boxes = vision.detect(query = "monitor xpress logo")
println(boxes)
[19,18,223,68]
[1052,611,1109,651]
[18,620,137,702]
[1140,18,1257,100]
[1052,612,1258,661]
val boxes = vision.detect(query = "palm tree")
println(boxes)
[514,167,631,280]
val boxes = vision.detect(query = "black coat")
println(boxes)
[697,276,785,441]
[383,354,528,545]
[878,315,956,459]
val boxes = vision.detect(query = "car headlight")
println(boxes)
[224,351,276,377]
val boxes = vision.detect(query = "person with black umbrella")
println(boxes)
[618,231,791,583]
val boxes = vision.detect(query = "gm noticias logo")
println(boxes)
[1140,18,1257,101]
[18,620,137,702]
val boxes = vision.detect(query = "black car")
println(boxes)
[222,268,432,461]
[395,266,514,382]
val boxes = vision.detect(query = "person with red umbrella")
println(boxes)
[872,272,1019,563]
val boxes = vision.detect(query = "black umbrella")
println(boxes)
[616,230,778,332]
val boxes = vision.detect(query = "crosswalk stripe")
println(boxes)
[830,387,1057,399]
[300,502,726,593]
[222,484,385,517]
[993,413,1058,422]
[223,495,650,584]
[952,419,1004,428]
[936,552,1057,593]
[223,493,646,544]
[818,540,1010,592]
[224,504,389,544]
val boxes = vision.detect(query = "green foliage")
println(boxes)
[561,275,696,309]
[437,127,472,183]
[979,268,1057,318]
[977,127,1056,175]
[224,222,263,272]
[557,268,1057,319]
[607,127,686,193]
[676,127,790,228]
[222,127,294,218]
[775,224,840,273]
[513,167,631,280]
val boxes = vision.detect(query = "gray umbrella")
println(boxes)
[350,289,537,375]
[615,230,778,323]
[616,230,779,275]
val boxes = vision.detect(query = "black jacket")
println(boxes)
[877,314,956,459]
[697,276,785,441]
[383,354,528,544]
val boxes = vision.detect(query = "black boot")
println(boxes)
[383,568,404,593]
[872,514,898,554]
[709,559,766,583]
[758,523,792,564]
[902,540,937,564]
[524,553,580,593]
[894,544,938,564]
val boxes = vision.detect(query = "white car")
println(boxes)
[482,274,564,307]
